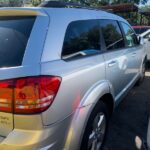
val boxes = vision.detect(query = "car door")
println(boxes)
[142,30,150,60]
[120,22,143,82]
[99,19,128,100]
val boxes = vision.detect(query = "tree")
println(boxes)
[0,0,23,7]
[140,5,150,12]
[64,0,148,6]
[57,0,109,6]
[109,0,148,5]
[9,0,23,7]
[31,0,44,6]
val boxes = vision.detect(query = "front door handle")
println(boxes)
[108,61,117,67]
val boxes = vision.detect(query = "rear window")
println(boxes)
[0,16,35,68]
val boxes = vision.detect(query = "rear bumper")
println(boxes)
[0,114,72,150]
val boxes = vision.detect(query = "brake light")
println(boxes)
[0,76,61,114]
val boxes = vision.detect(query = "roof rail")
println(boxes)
[39,1,111,13]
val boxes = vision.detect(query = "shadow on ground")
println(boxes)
[103,71,150,150]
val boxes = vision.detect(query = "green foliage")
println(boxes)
[65,0,109,6]
[9,0,23,7]
[140,5,150,11]
[63,0,148,6]
[0,0,148,7]
[31,0,42,6]
[0,0,23,7]
[111,0,148,5]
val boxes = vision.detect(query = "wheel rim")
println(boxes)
[88,113,106,150]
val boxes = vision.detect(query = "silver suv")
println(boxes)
[0,2,147,150]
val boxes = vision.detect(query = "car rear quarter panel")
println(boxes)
[41,55,107,125]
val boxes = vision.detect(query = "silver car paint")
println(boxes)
[0,7,146,150]
[140,29,150,60]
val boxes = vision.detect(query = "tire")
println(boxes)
[80,101,109,150]
[136,61,146,86]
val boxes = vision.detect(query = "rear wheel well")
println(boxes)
[100,93,114,116]
[144,55,147,63]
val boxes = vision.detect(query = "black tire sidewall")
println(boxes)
[136,61,146,86]
[80,101,109,150]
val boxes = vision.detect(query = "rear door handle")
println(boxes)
[108,61,117,67]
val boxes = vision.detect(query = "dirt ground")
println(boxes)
[103,70,150,150]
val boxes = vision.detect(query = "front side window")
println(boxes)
[62,20,100,59]
[121,22,139,47]
[100,20,125,51]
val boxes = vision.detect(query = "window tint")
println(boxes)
[0,16,35,68]
[121,22,139,47]
[62,20,100,59]
[100,20,125,51]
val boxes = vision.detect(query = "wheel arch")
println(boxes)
[64,80,115,150]
[78,80,115,108]
[100,93,114,116]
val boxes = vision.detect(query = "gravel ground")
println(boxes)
[102,70,150,150]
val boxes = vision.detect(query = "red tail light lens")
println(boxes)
[0,80,14,113]
[0,76,61,114]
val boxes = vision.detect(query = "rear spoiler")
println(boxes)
[0,9,46,16]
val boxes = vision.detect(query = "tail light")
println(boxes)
[0,76,61,114]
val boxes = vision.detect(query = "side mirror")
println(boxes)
[138,36,145,45]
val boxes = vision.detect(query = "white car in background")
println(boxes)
[141,29,150,61]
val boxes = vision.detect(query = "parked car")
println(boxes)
[132,26,150,35]
[0,1,147,150]
[140,29,150,61]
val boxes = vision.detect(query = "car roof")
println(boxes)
[0,7,128,24]
[43,7,128,23]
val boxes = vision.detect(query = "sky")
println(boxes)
[146,0,150,5]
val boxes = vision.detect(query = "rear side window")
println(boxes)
[100,20,125,51]
[62,20,100,60]
[0,16,35,68]
[121,22,139,47]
